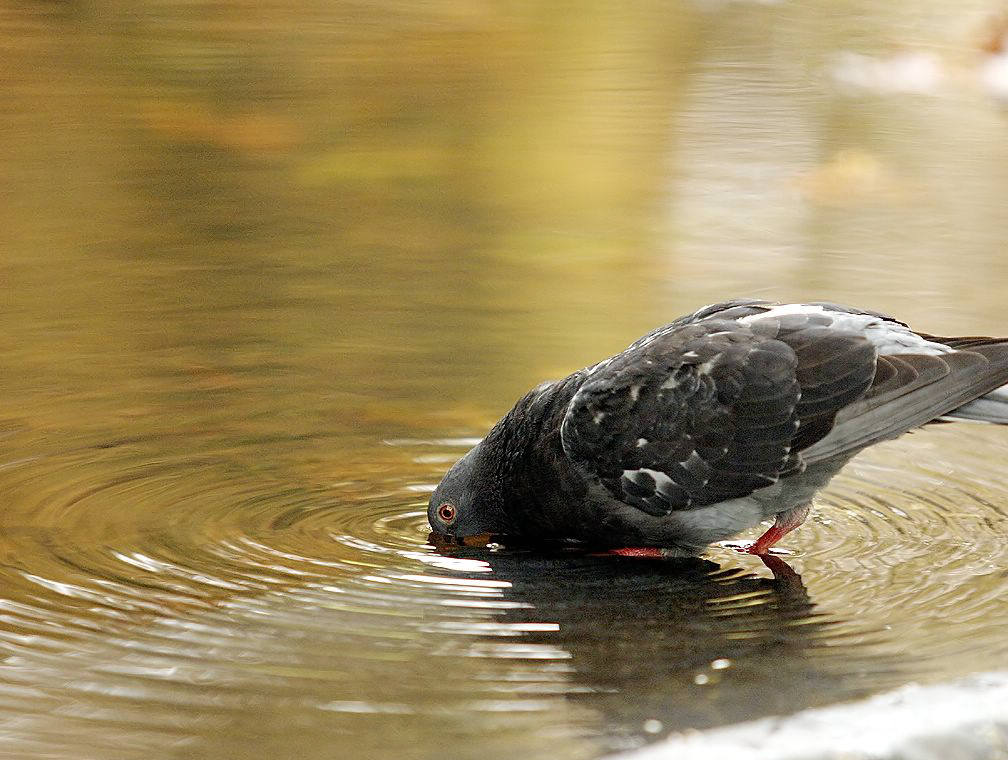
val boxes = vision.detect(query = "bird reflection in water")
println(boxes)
[429,532,878,751]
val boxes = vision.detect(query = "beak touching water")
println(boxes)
[427,531,495,549]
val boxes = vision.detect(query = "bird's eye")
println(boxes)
[437,503,457,524]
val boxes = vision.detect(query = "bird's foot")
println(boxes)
[739,503,811,555]
[602,547,668,558]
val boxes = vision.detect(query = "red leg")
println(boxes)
[743,504,811,555]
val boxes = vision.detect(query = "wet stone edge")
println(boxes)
[610,670,1008,760]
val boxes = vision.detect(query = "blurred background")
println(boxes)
[2,1,1008,759]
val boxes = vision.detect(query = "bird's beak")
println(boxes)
[428,532,494,548]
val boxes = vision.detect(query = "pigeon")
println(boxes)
[428,300,1008,555]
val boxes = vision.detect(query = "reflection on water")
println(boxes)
[433,549,844,750]
[2,1,1008,758]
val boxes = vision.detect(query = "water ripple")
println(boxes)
[0,424,1004,757]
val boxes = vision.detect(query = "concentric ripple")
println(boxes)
[0,421,1007,760]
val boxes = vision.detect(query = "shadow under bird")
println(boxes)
[428,300,1008,555]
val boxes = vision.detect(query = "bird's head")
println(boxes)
[428,381,573,544]
[427,443,511,541]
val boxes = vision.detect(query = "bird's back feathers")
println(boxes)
[558,302,1008,524]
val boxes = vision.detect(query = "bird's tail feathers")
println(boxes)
[919,334,1008,424]
[943,384,1008,424]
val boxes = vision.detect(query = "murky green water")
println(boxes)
[2,2,1008,758]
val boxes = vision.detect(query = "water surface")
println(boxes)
[2,1,1008,758]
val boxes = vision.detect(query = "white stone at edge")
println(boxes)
[609,671,1008,760]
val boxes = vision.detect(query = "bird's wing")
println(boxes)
[721,305,1008,463]
[799,341,1008,462]
[559,313,877,516]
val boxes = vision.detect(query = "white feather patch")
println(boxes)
[622,467,677,493]
[739,303,825,322]
[741,304,950,356]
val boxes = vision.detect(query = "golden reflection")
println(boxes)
[1,1,1008,759]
